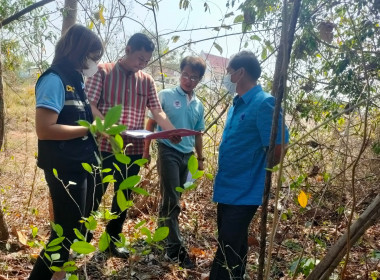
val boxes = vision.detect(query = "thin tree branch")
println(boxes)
[0,0,54,28]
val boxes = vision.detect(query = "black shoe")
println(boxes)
[165,247,195,269]
[108,243,129,259]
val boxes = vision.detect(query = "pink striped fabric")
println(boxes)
[85,61,161,155]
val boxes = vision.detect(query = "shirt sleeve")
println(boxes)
[85,67,104,104]
[146,75,162,111]
[257,97,289,147]
[35,73,65,113]
[147,89,164,119]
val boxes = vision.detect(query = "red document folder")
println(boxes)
[124,129,201,140]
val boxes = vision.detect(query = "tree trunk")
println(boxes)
[258,0,302,279]
[0,58,9,241]
[306,194,380,280]
[61,0,78,35]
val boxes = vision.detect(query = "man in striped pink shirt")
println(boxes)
[85,33,177,258]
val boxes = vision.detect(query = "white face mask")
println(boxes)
[82,59,98,77]
[223,73,237,94]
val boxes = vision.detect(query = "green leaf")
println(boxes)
[176,187,184,193]
[115,153,131,165]
[105,124,126,135]
[46,245,61,252]
[31,226,38,238]
[171,35,180,43]
[140,227,152,242]
[63,261,76,267]
[188,155,198,175]
[98,232,110,252]
[77,120,91,128]
[113,162,121,172]
[134,220,146,229]
[48,237,65,247]
[213,42,223,54]
[82,163,93,173]
[101,168,112,173]
[115,134,124,150]
[44,252,52,262]
[102,175,115,184]
[51,222,63,237]
[116,190,133,212]
[131,187,149,196]
[95,117,104,132]
[104,105,122,129]
[119,175,141,190]
[261,47,267,60]
[133,158,148,167]
[205,173,214,180]
[192,170,204,180]
[63,265,77,272]
[183,182,193,189]
[234,14,244,23]
[225,12,234,18]
[50,266,62,272]
[108,137,122,154]
[103,209,119,220]
[152,227,169,242]
[71,241,96,255]
[84,216,97,231]
[53,168,58,178]
[50,254,60,263]
[68,275,79,280]
[250,35,261,41]
[73,228,85,241]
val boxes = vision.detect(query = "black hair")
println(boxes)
[180,56,207,78]
[229,50,261,81]
[127,33,155,53]
[52,24,104,69]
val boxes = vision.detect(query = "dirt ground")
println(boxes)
[0,87,379,279]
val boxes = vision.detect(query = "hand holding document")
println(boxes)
[123,128,201,140]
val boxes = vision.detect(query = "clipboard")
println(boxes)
[123,128,201,140]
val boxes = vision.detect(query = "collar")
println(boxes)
[233,85,262,106]
[176,86,196,101]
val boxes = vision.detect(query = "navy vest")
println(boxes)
[37,64,98,172]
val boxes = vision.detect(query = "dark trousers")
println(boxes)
[29,168,95,280]
[88,152,141,241]
[209,203,258,280]
[157,143,192,255]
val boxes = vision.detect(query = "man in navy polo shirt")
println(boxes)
[144,56,206,269]
[209,50,289,280]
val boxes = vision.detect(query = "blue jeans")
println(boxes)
[210,203,258,280]
[157,143,193,255]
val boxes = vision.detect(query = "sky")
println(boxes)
[129,0,243,59]
[37,0,245,63]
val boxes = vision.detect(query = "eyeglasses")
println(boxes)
[181,72,200,83]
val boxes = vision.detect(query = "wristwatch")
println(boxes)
[197,157,205,161]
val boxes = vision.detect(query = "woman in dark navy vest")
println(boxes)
[29,24,103,280]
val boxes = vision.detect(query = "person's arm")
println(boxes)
[35,108,89,140]
[90,101,105,120]
[195,133,204,170]
[150,108,181,144]
[150,107,175,130]
[143,118,157,163]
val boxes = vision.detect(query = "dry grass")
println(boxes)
[0,82,379,279]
